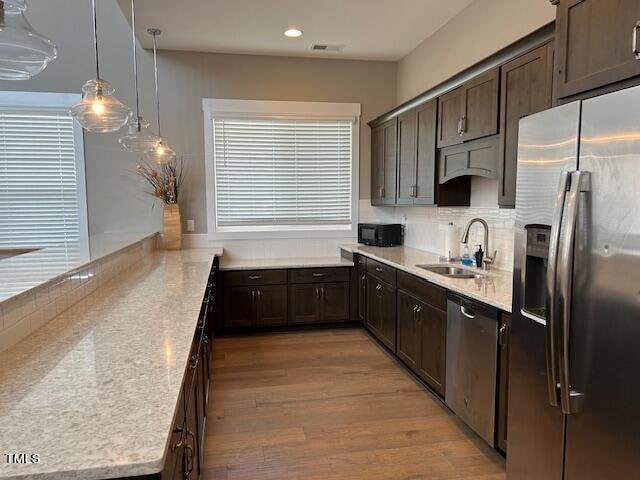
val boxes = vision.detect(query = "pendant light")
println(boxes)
[143,28,176,164]
[0,0,57,80]
[119,0,160,152]
[70,0,130,133]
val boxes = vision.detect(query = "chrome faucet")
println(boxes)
[460,218,497,270]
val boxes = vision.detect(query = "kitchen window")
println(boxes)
[203,99,360,239]
[0,92,88,249]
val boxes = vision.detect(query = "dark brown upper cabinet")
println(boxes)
[554,0,640,101]
[437,68,499,148]
[396,100,438,206]
[370,118,397,205]
[438,135,499,184]
[498,42,554,208]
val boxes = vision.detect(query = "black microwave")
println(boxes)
[358,223,403,247]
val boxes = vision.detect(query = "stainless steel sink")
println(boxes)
[416,264,487,279]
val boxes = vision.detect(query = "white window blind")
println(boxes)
[0,110,85,249]
[213,117,353,229]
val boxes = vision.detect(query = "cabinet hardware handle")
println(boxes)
[375,267,383,272]
[184,429,196,478]
[316,287,320,300]
[321,287,325,299]
[380,186,385,197]
[248,274,262,280]
[171,425,185,451]
[460,305,476,319]
[361,275,366,288]
[634,21,640,59]
[457,118,462,136]
[189,355,198,369]
[498,324,509,346]
[312,273,326,277]
[252,289,256,304]
[376,284,383,297]
[257,289,262,301]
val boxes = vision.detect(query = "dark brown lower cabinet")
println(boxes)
[416,302,446,397]
[397,290,421,371]
[496,312,511,453]
[223,285,287,328]
[396,271,447,397]
[357,270,366,324]
[256,285,288,327]
[289,282,350,325]
[366,275,396,352]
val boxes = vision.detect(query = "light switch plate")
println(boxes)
[186,219,195,232]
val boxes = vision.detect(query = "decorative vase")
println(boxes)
[163,203,182,250]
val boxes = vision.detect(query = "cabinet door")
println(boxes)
[370,118,397,205]
[437,86,465,148]
[499,42,553,208]
[357,271,366,323]
[396,290,421,371]
[496,312,511,453]
[288,284,322,324]
[414,100,437,205]
[257,285,288,327]
[184,357,201,480]
[396,108,418,205]
[461,68,499,142]
[223,287,255,328]
[417,302,446,397]
[321,282,350,323]
[555,0,640,99]
[365,275,381,333]
[378,281,397,352]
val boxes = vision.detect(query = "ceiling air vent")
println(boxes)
[311,44,345,52]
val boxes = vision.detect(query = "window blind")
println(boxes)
[0,111,84,249]
[213,118,353,229]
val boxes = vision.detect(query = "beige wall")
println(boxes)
[158,51,397,233]
[397,0,555,103]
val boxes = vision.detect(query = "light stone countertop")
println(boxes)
[0,232,165,304]
[220,256,354,271]
[341,244,513,313]
[0,248,220,480]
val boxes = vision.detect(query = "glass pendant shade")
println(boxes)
[144,138,176,164]
[0,0,57,80]
[119,115,160,152]
[70,79,131,133]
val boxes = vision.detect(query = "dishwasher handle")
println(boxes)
[448,292,499,321]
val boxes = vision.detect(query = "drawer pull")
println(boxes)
[312,272,326,277]
[375,267,383,272]
[634,21,640,59]
[248,275,262,280]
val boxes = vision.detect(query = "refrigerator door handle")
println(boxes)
[557,170,590,415]
[545,170,571,407]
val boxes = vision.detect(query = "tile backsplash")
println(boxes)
[0,236,157,354]
[359,199,515,271]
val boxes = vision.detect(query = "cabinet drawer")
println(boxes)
[366,258,396,286]
[289,267,350,284]
[397,270,446,310]
[224,269,287,286]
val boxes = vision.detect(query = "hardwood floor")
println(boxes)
[203,328,506,480]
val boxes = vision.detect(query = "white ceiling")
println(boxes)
[120,0,474,61]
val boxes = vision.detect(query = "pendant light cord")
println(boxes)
[151,30,162,138]
[92,0,100,80]
[130,0,141,130]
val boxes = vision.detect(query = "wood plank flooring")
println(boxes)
[203,328,506,480]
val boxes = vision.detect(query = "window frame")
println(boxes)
[202,99,360,240]
[0,91,89,248]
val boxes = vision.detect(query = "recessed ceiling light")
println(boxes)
[284,27,303,38]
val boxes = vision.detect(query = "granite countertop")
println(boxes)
[341,244,513,312]
[0,248,219,480]
[220,256,354,271]
[0,232,162,304]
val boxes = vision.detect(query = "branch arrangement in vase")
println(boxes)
[136,157,184,205]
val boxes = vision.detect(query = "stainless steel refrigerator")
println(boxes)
[507,85,640,479]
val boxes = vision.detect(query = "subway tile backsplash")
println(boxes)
[0,236,157,354]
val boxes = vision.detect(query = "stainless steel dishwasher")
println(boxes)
[445,292,499,446]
